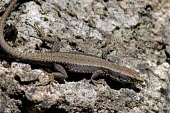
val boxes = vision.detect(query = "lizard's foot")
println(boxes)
[36,63,68,86]
[37,70,67,86]
[91,70,106,86]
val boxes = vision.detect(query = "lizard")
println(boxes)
[0,0,144,84]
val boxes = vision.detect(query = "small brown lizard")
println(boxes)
[0,0,144,84]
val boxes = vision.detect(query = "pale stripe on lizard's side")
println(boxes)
[0,0,144,83]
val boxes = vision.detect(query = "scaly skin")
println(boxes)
[0,0,144,83]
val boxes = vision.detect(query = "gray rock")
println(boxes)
[0,0,169,112]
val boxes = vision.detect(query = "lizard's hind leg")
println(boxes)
[26,22,61,52]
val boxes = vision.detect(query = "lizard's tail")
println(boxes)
[0,0,22,58]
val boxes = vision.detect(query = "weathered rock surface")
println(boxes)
[0,0,169,112]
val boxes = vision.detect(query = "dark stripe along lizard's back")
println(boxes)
[0,0,144,83]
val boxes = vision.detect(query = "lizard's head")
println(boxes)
[103,67,144,83]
